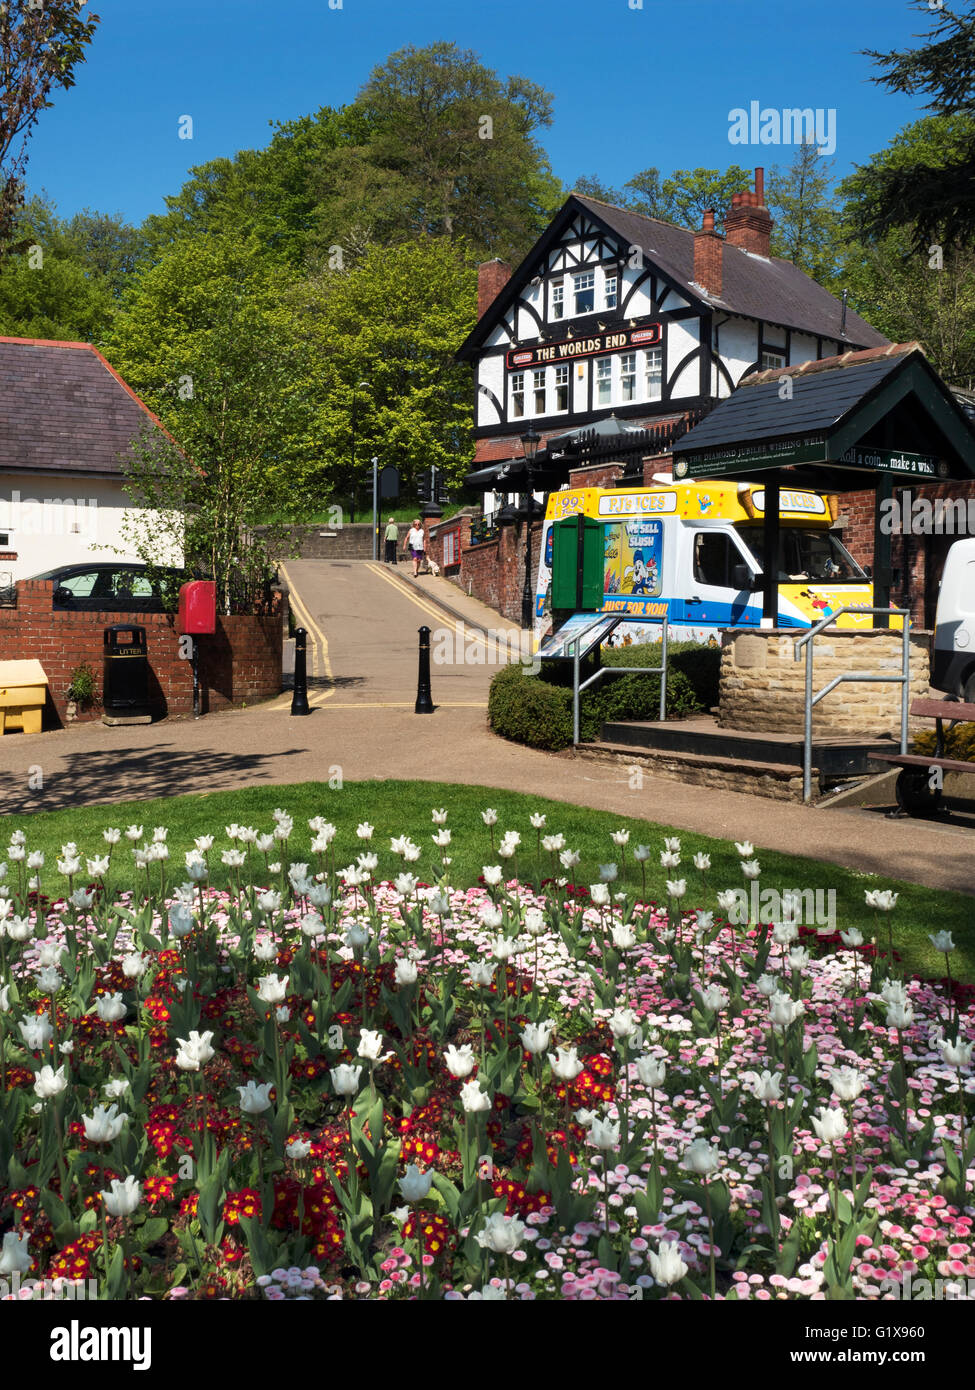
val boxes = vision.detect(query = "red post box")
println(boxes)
[178,580,217,635]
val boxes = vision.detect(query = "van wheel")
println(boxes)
[964,671,975,705]
[895,768,943,816]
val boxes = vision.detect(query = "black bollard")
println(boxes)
[415,625,434,714]
[291,627,310,715]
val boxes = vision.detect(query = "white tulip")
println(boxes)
[683,1138,721,1175]
[476,1211,525,1254]
[460,1079,492,1113]
[101,1176,141,1217]
[811,1106,847,1144]
[444,1044,477,1078]
[238,1080,274,1114]
[398,1163,434,1203]
[548,1046,584,1081]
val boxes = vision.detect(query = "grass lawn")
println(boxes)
[2,779,971,984]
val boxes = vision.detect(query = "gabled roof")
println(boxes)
[672,342,975,485]
[0,337,175,477]
[458,195,887,359]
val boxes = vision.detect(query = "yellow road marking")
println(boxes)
[365,563,523,661]
[280,562,335,700]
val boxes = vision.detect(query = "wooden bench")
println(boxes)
[870,697,975,815]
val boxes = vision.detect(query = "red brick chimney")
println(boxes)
[724,168,773,257]
[477,258,512,318]
[693,209,723,297]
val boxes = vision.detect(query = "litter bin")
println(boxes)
[103,624,151,718]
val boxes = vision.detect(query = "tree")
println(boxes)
[853,0,975,248]
[339,42,563,261]
[297,237,477,499]
[0,1,101,250]
[568,164,753,230]
[767,142,843,283]
[106,235,314,604]
[837,226,975,387]
[0,195,125,339]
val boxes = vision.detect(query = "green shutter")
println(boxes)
[552,516,605,611]
[580,518,604,610]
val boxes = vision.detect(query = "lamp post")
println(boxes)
[350,380,371,525]
[520,427,542,630]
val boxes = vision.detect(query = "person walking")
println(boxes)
[406,518,426,577]
[383,517,399,564]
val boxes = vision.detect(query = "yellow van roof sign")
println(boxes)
[544,481,833,526]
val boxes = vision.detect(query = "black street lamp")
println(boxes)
[350,380,371,525]
[520,426,542,630]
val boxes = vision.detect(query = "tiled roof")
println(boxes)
[0,337,172,476]
[571,197,888,348]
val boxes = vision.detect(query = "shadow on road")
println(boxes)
[4,744,307,814]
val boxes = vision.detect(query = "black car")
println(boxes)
[25,562,186,612]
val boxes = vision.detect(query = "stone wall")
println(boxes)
[253,523,379,560]
[718,627,930,737]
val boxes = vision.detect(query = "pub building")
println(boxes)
[442,169,975,628]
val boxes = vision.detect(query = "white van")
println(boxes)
[537,480,885,644]
[932,538,975,701]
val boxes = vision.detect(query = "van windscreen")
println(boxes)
[738,527,866,583]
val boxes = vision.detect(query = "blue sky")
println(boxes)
[27,0,932,225]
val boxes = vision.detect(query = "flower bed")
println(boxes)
[0,812,972,1301]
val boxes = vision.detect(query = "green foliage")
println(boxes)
[570,164,753,232]
[767,143,843,284]
[837,117,975,384]
[105,233,311,600]
[488,642,711,752]
[298,237,478,497]
[914,721,975,762]
[855,1,975,249]
[143,43,562,268]
[66,663,96,707]
[0,196,133,340]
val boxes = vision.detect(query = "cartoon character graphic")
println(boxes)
[629,549,652,595]
[798,588,834,618]
[699,494,713,514]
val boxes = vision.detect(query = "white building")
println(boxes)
[0,336,179,585]
[457,170,888,502]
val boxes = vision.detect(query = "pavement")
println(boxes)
[1,558,973,896]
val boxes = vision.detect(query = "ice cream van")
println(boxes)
[535,479,892,645]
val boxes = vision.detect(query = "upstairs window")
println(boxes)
[554,364,570,412]
[511,372,525,419]
[595,356,612,406]
[574,271,595,315]
[620,352,637,402]
[646,348,663,400]
[604,273,618,310]
[551,282,564,320]
[761,350,786,371]
[533,369,546,414]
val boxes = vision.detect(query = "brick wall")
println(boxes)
[837,480,975,624]
[0,581,282,726]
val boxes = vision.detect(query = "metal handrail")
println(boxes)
[793,605,911,802]
[571,621,669,747]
